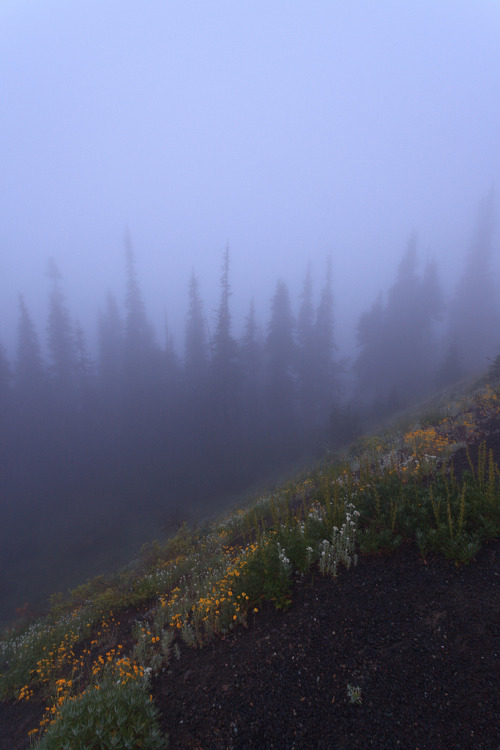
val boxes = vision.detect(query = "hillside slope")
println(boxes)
[1,378,499,749]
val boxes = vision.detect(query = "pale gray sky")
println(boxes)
[1,0,499,358]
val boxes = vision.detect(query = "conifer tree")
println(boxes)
[265,279,296,440]
[74,321,94,409]
[123,232,155,385]
[97,291,124,394]
[47,258,76,402]
[0,341,12,416]
[164,316,180,387]
[0,341,12,489]
[184,270,208,386]
[239,298,264,438]
[211,247,239,439]
[313,255,337,418]
[182,270,210,474]
[354,235,444,409]
[13,295,50,492]
[447,189,498,373]
[297,258,337,430]
[121,234,162,482]
[95,292,126,482]
[296,264,316,427]
[353,292,385,405]
[16,294,46,397]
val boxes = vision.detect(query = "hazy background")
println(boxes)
[1,1,500,624]
[1,0,499,357]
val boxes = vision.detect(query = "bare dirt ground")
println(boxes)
[153,536,499,750]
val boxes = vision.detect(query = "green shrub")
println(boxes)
[34,676,167,750]
[242,536,293,610]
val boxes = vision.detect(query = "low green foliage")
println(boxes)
[242,535,294,610]
[346,683,363,705]
[33,674,166,749]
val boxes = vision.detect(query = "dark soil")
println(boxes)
[152,539,499,750]
[2,541,499,750]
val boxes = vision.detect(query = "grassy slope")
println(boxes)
[1,373,500,747]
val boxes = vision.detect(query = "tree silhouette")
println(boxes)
[74,322,94,403]
[180,269,211,486]
[447,189,499,373]
[46,258,75,403]
[184,270,208,386]
[265,279,296,443]
[353,291,386,407]
[123,232,155,386]
[211,247,240,443]
[313,255,337,420]
[239,298,264,444]
[0,341,13,493]
[15,294,45,397]
[0,342,11,409]
[296,258,338,431]
[296,264,316,428]
[97,291,124,394]
[354,235,444,410]
[12,295,52,497]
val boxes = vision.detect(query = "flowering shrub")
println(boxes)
[33,673,166,749]
[318,503,359,577]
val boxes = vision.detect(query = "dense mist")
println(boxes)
[1,1,500,622]
[1,191,499,623]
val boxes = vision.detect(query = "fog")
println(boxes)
[1,1,500,622]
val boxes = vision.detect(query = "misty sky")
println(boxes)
[1,1,499,358]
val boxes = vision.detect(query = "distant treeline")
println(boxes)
[0,191,498,531]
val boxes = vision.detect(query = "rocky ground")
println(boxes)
[153,537,499,750]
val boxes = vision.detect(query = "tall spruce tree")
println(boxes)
[297,258,337,430]
[265,279,296,442]
[0,342,11,412]
[16,294,46,398]
[418,257,445,380]
[74,321,94,409]
[122,234,161,482]
[447,189,498,373]
[95,292,125,482]
[379,235,433,403]
[353,292,386,407]
[354,235,444,410]
[47,258,76,403]
[123,232,155,386]
[181,270,210,476]
[296,264,316,427]
[184,271,207,383]
[13,295,51,494]
[313,255,336,419]
[211,247,239,441]
[97,291,124,394]
[163,315,180,390]
[239,298,264,440]
[0,341,12,491]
